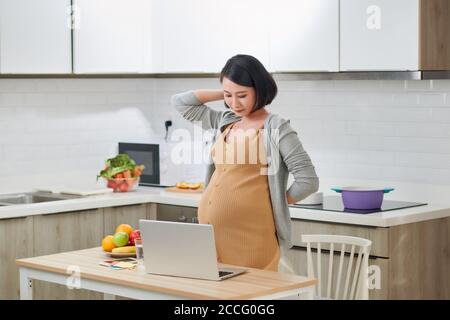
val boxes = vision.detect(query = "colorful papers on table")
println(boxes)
[99,258,137,270]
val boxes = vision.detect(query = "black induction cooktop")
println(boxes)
[290,196,427,214]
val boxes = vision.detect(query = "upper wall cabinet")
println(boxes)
[142,0,163,73]
[73,0,148,73]
[1,0,448,75]
[202,0,270,73]
[153,0,270,73]
[269,0,339,72]
[340,0,450,71]
[0,0,72,74]
[419,0,450,70]
[157,0,338,73]
[155,0,207,73]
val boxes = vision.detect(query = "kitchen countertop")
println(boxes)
[0,186,449,227]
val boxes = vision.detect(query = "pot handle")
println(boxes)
[331,187,342,193]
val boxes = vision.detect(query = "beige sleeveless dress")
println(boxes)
[197,122,280,271]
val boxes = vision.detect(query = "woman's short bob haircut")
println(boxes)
[220,54,277,112]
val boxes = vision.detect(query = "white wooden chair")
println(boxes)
[301,234,372,300]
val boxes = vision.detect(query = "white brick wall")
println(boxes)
[0,79,157,192]
[1,78,450,201]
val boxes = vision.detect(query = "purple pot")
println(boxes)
[331,187,394,210]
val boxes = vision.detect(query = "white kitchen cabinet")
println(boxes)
[142,0,163,73]
[202,0,270,73]
[269,0,339,72]
[340,0,420,71]
[0,0,72,74]
[73,0,148,73]
[153,0,270,73]
[155,0,208,73]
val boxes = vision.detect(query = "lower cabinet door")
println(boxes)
[32,209,104,300]
[281,247,388,300]
[0,216,33,299]
[103,203,149,235]
[156,204,198,223]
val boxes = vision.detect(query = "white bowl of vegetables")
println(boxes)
[97,154,145,192]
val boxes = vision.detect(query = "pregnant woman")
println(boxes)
[172,54,319,271]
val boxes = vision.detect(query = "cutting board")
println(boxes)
[165,187,204,194]
[60,188,113,196]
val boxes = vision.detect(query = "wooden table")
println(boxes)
[16,247,317,300]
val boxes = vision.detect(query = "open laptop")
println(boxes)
[139,219,247,281]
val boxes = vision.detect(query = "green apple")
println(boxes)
[112,231,129,247]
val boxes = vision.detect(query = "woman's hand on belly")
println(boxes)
[286,193,297,205]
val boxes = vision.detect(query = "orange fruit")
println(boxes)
[102,235,116,252]
[115,224,134,236]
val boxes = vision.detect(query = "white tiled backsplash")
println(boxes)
[1,78,450,200]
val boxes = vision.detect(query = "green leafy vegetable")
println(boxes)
[97,153,145,180]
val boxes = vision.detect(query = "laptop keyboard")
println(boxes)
[219,271,233,277]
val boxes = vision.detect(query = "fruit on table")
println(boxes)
[102,235,116,252]
[129,229,141,246]
[112,231,129,247]
[116,223,133,236]
[112,246,136,254]
[102,223,140,252]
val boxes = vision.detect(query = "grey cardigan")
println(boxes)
[171,90,319,249]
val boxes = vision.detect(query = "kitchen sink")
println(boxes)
[0,191,82,206]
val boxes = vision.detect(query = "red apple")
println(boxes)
[129,229,141,246]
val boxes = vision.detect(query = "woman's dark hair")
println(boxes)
[220,54,277,112]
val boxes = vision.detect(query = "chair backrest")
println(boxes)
[301,234,372,300]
